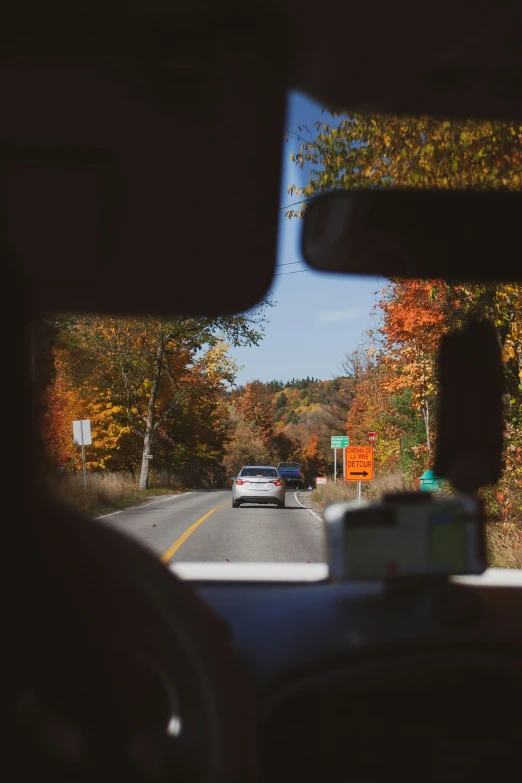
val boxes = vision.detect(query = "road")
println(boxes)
[99,489,325,564]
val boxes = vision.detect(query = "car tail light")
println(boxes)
[236,479,247,485]
[270,480,283,486]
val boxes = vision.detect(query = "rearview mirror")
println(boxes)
[301,189,522,281]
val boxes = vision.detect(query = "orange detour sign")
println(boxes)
[344,445,374,481]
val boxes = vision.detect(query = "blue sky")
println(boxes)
[229,90,381,386]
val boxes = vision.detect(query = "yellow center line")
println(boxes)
[160,498,230,564]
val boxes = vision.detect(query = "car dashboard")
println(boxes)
[171,563,522,782]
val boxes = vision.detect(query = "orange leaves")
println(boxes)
[380,279,447,346]
[345,362,402,474]
[378,279,455,410]
[42,348,84,470]
[297,433,325,477]
[301,433,321,460]
[238,381,275,446]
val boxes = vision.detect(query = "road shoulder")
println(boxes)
[294,490,324,521]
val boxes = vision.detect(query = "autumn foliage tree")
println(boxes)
[42,307,270,489]
[238,380,275,446]
[286,108,521,533]
[378,279,455,455]
[286,114,522,217]
[222,407,272,477]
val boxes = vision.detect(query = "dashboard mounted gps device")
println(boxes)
[325,492,487,581]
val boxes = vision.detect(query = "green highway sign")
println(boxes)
[331,435,349,448]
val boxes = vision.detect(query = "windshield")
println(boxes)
[36,90,522,572]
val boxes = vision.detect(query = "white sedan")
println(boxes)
[232,466,286,508]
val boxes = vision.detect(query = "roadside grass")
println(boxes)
[486,521,522,569]
[46,470,189,518]
[311,471,415,507]
[312,471,522,569]
[481,481,522,568]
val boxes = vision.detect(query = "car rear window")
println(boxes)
[240,468,278,477]
[278,463,300,470]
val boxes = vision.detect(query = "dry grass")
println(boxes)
[46,470,185,517]
[486,522,522,568]
[312,471,415,508]
[312,471,522,570]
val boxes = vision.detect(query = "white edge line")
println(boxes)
[95,491,193,519]
[294,491,323,522]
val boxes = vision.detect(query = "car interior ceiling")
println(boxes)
[3,3,522,783]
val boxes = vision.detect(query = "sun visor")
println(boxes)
[0,22,286,316]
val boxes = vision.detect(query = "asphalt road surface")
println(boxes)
[99,489,325,564]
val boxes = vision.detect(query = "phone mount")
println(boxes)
[325,490,486,584]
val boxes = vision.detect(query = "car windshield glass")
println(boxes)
[240,468,278,477]
[36,89,522,572]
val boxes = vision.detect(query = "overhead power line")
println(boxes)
[273,269,312,277]
[278,198,313,211]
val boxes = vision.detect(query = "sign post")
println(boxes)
[73,420,92,490]
[331,436,349,484]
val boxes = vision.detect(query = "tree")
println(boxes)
[47,305,270,489]
[495,284,522,384]
[238,380,275,446]
[271,430,300,463]
[274,391,288,421]
[299,434,325,482]
[378,279,453,453]
[286,114,522,217]
[42,347,85,472]
[222,408,272,477]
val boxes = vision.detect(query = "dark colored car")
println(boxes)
[276,462,305,489]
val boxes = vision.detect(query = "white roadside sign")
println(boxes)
[73,420,92,446]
